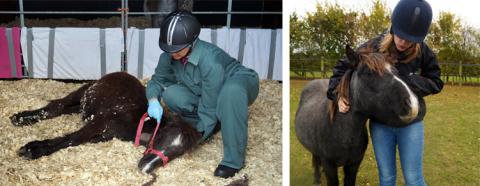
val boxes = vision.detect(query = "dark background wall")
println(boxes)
[0,0,282,28]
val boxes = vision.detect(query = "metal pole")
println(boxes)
[126,0,129,29]
[227,0,232,28]
[124,0,129,72]
[121,0,125,71]
[19,0,25,27]
[121,0,124,29]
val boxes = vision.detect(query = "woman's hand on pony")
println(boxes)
[148,99,163,123]
[338,97,350,113]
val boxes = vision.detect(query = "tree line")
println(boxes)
[290,0,480,81]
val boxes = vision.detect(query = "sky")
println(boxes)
[286,0,480,29]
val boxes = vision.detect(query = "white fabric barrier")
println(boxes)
[20,28,123,80]
[127,27,282,80]
[19,27,282,80]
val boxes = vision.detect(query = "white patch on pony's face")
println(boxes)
[140,149,165,173]
[393,75,419,122]
[170,134,182,147]
[141,156,160,173]
[384,62,393,73]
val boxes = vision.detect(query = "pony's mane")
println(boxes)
[328,50,392,122]
[357,49,391,76]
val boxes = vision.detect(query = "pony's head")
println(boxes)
[335,45,419,125]
[138,114,201,173]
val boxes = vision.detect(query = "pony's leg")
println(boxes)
[312,154,322,185]
[10,82,93,126]
[323,161,339,186]
[17,117,111,160]
[343,162,361,186]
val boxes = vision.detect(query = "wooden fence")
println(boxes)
[290,58,480,85]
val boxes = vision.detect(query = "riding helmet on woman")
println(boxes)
[158,10,201,53]
[390,0,432,43]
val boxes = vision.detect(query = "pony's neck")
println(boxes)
[334,109,368,129]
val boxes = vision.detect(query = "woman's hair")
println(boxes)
[379,32,421,63]
[328,69,354,123]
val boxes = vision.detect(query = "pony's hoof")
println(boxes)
[17,146,34,160]
[17,141,47,160]
[10,112,41,126]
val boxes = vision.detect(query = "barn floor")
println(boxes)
[0,79,282,185]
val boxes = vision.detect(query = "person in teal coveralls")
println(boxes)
[145,10,260,178]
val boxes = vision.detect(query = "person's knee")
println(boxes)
[403,170,425,186]
[223,83,245,97]
[378,167,397,186]
[217,84,247,116]
[219,83,246,104]
[162,87,195,113]
[379,174,396,186]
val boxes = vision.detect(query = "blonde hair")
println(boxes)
[379,33,421,63]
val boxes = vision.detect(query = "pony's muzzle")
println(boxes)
[399,97,419,123]
[138,153,164,173]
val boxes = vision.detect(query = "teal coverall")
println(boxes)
[146,39,259,169]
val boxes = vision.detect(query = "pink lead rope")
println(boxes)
[134,113,149,146]
[134,112,169,166]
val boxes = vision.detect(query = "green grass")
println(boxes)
[440,76,480,85]
[290,79,480,185]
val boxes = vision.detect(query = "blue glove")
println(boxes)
[147,99,163,123]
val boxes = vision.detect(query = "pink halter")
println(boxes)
[134,113,169,165]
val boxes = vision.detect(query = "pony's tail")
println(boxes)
[328,69,353,124]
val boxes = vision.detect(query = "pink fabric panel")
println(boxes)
[0,27,22,78]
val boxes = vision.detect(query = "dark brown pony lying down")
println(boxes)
[10,72,202,173]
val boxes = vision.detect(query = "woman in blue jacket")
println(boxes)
[327,0,443,185]
[146,10,259,178]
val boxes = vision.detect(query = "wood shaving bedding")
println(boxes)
[0,79,282,185]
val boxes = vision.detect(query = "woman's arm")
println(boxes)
[146,53,177,100]
[401,44,444,97]
[327,58,351,101]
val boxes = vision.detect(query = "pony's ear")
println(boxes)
[345,45,359,67]
[345,44,355,61]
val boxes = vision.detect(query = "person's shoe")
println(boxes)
[214,164,239,178]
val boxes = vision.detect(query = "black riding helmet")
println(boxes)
[159,10,201,53]
[391,0,432,43]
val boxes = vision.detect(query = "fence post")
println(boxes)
[126,0,129,29]
[301,61,305,79]
[459,60,463,86]
[227,0,232,28]
[125,0,129,72]
[19,0,25,27]
[320,57,325,78]
[121,0,129,72]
